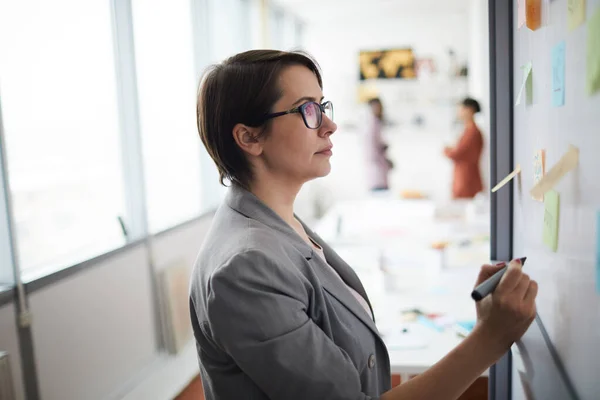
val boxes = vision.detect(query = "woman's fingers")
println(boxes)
[514,273,531,300]
[474,262,506,287]
[523,280,539,305]
[496,259,524,294]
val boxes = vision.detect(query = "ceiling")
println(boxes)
[271,0,471,23]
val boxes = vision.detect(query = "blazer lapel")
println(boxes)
[301,222,373,311]
[307,251,383,337]
[300,221,383,340]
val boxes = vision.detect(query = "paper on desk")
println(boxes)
[384,323,431,350]
[552,42,566,107]
[543,190,560,252]
[516,62,533,106]
[530,145,579,199]
[568,0,586,31]
[532,150,546,201]
[587,7,600,95]
[492,165,521,193]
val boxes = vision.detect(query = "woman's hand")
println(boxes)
[473,259,538,351]
[381,260,538,400]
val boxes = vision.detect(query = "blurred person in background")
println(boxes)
[190,50,537,400]
[444,97,484,199]
[364,97,394,192]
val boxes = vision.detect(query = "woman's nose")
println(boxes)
[319,115,337,137]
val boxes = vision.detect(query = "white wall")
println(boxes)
[29,245,156,400]
[0,303,25,400]
[0,215,213,400]
[296,13,472,208]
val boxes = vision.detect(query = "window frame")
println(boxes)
[488,0,514,398]
[0,95,15,288]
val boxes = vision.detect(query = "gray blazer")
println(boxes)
[189,184,391,400]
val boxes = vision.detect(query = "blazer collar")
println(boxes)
[225,184,313,259]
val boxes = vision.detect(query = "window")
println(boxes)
[209,0,251,62]
[0,0,127,277]
[282,14,297,50]
[269,7,285,50]
[0,146,14,287]
[132,0,203,233]
[294,20,305,49]
[247,0,264,50]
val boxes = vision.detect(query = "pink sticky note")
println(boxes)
[518,0,526,28]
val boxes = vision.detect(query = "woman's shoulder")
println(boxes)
[194,207,306,280]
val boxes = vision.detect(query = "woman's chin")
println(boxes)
[303,164,332,182]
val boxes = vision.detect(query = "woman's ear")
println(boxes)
[232,123,264,157]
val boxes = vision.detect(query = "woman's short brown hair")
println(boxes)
[196,50,322,188]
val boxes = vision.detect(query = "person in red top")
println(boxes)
[444,98,484,199]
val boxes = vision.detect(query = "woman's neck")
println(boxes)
[248,177,302,227]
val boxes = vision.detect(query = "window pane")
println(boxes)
[270,8,285,50]
[132,0,203,232]
[210,0,249,61]
[0,0,126,276]
[294,21,304,48]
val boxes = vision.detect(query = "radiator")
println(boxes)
[0,352,15,400]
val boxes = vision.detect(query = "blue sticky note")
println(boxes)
[596,211,600,293]
[552,42,566,107]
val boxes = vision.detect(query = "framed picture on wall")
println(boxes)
[359,48,416,80]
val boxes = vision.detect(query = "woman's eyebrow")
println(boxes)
[291,95,325,107]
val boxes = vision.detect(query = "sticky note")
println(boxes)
[518,0,526,28]
[532,150,546,201]
[516,62,533,106]
[552,42,566,107]
[530,145,579,199]
[587,7,600,95]
[543,190,560,252]
[526,0,542,30]
[596,211,600,293]
[492,164,521,192]
[568,0,586,31]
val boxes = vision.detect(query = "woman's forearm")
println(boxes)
[381,325,506,400]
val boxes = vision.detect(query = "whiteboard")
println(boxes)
[511,1,600,399]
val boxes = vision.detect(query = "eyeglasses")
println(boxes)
[261,101,334,129]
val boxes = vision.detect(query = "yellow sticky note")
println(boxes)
[543,190,560,252]
[532,150,546,201]
[530,145,579,199]
[587,7,600,95]
[492,164,521,192]
[568,0,586,31]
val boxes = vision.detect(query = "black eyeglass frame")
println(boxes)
[260,101,333,129]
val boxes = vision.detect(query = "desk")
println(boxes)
[313,196,491,390]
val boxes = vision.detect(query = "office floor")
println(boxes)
[175,376,204,400]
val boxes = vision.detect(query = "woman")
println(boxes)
[444,98,484,199]
[364,97,393,191]
[190,50,537,400]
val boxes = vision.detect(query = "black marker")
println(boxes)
[471,257,527,301]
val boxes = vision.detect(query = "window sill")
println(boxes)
[0,209,216,307]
